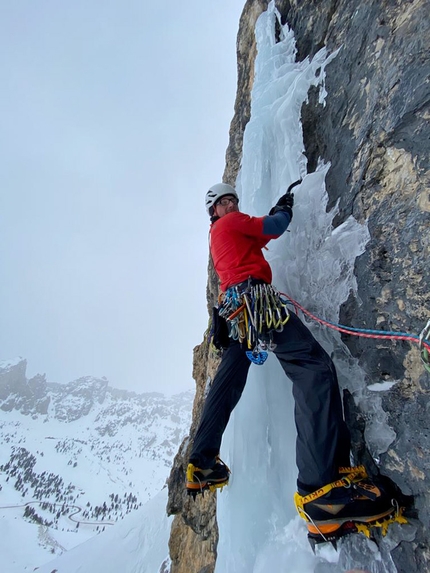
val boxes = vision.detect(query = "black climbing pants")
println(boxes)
[189,311,351,492]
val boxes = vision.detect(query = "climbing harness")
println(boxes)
[281,294,430,374]
[217,281,290,364]
[294,465,408,551]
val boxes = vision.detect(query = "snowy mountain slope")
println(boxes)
[35,488,172,573]
[0,358,191,572]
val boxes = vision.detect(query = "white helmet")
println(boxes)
[205,183,239,214]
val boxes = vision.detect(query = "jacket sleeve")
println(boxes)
[226,211,289,240]
[262,211,291,236]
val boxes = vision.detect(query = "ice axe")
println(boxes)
[269,179,302,216]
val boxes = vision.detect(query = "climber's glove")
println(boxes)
[269,203,293,220]
[269,190,295,219]
[268,179,302,219]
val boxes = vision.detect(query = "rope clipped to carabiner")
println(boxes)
[419,319,430,373]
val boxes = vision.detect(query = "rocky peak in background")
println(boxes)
[0,358,50,415]
[0,358,192,428]
[167,1,429,573]
[53,376,109,422]
[0,358,32,398]
[0,359,107,419]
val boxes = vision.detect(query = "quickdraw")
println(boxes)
[419,319,430,373]
[217,282,290,364]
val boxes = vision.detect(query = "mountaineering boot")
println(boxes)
[294,466,404,549]
[186,458,230,498]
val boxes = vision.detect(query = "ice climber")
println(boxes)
[185,182,398,545]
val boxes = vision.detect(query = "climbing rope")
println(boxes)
[280,293,430,373]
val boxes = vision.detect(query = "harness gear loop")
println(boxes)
[217,282,290,364]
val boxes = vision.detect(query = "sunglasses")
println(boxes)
[216,196,239,207]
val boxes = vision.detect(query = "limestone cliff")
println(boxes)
[167,1,429,572]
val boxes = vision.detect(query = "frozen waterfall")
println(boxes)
[214,4,398,573]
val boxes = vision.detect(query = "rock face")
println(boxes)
[167,336,220,573]
[0,358,50,415]
[166,1,429,572]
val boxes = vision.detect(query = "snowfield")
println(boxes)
[0,360,191,572]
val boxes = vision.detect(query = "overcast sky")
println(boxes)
[0,1,245,395]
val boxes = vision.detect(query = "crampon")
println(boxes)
[294,465,408,552]
[305,505,407,552]
[186,458,230,500]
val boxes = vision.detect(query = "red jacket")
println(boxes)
[210,211,279,292]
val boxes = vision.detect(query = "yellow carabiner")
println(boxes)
[280,304,290,325]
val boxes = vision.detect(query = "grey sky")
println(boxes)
[1,1,245,394]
